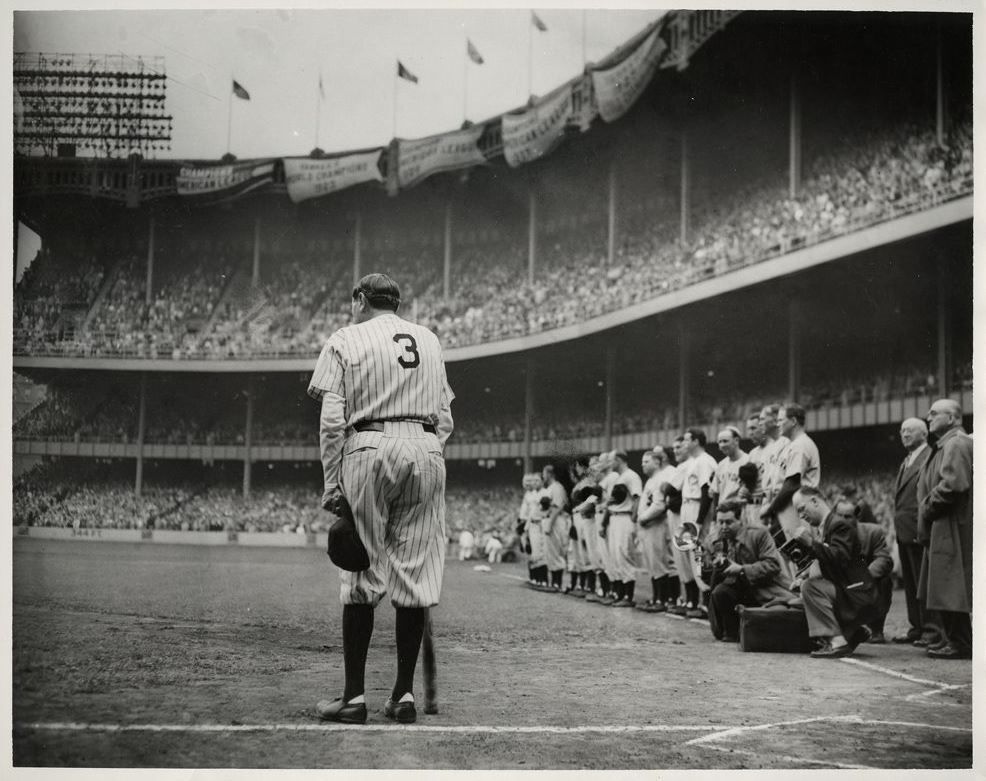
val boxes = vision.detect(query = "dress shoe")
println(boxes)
[611,599,634,608]
[847,626,872,650]
[892,632,921,644]
[913,634,941,648]
[667,604,688,616]
[721,634,739,642]
[927,638,950,651]
[316,697,368,724]
[685,607,705,619]
[927,643,971,660]
[866,631,886,644]
[583,593,601,603]
[384,698,417,723]
[810,642,853,659]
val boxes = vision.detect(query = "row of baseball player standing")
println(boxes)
[514,403,819,615]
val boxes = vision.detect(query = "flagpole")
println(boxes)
[226,74,233,155]
[462,37,468,124]
[393,66,398,139]
[315,75,321,149]
[528,16,533,100]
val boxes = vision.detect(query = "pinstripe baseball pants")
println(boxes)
[338,421,446,608]
[639,518,676,579]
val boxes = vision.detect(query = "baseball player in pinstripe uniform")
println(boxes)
[606,450,643,607]
[565,457,594,595]
[518,473,547,586]
[539,465,571,591]
[635,446,678,611]
[308,273,454,725]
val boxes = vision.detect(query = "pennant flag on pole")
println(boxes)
[531,11,547,32]
[318,72,325,100]
[397,60,419,84]
[232,79,250,100]
[467,39,484,65]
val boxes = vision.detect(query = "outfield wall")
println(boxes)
[16,526,327,549]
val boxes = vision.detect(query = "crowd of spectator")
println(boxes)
[12,116,972,359]
[12,456,896,566]
[415,120,973,349]
[15,358,966,449]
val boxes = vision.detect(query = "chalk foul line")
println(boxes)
[15,721,740,735]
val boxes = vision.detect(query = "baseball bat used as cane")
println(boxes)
[422,607,437,714]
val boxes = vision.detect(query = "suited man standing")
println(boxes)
[891,418,939,646]
[918,399,973,660]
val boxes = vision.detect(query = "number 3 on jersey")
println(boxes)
[393,333,420,369]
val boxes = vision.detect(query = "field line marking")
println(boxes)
[832,716,971,733]
[904,687,970,704]
[684,715,834,746]
[838,657,967,690]
[699,742,875,770]
[15,721,743,735]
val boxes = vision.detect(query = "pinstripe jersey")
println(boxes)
[307,312,454,439]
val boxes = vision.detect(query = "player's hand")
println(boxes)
[322,489,343,515]
[723,561,743,575]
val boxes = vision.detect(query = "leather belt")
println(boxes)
[353,419,436,435]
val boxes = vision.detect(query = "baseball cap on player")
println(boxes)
[613,449,629,464]
[353,273,401,311]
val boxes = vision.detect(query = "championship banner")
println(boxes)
[176,159,276,202]
[591,29,667,123]
[569,74,597,133]
[397,125,487,189]
[283,151,384,203]
[501,82,574,168]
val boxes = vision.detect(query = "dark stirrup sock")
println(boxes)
[392,606,425,701]
[342,604,374,702]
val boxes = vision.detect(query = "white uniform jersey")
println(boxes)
[595,471,619,523]
[761,435,791,502]
[713,452,750,502]
[782,431,821,489]
[308,312,454,442]
[681,452,717,501]
[747,445,766,499]
[609,468,642,514]
[519,489,541,522]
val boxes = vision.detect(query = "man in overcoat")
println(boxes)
[917,399,973,660]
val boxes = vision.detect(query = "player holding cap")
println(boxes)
[308,273,454,725]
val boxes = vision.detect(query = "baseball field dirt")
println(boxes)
[12,538,972,769]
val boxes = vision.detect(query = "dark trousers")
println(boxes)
[941,610,972,651]
[897,541,924,634]
[708,579,759,639]
[868,576,894,634]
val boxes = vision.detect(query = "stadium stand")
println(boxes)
[11,116,973,358]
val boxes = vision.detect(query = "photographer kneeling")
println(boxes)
[707,499,794,642]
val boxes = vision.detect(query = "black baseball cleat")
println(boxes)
[384,698,417,723]
[316,697,368,724]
